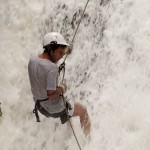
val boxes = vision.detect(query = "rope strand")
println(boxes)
[62,95,82,150]
[63,0,90,64]
[59,0,90,149]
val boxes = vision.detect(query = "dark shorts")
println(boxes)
[36,101,71,124]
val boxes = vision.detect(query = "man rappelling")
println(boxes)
[28,32,91,136]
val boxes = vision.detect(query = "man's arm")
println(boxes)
[47,87,63,100]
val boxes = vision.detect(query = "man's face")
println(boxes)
[51,47,66,63]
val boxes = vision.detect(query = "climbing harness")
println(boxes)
[58,0,90,149]
[33,97,72,124]
[33,98,49,122]
[0,102,2,117]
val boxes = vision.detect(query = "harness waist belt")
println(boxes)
[33,98,48,122]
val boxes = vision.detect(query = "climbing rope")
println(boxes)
[59,0,90,150]
[59,0,90,83]
[61,95,82,150]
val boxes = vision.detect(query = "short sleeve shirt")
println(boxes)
[28,55,65,114]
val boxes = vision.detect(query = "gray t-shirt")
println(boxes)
[28,55,65,114]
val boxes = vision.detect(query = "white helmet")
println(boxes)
[43,32,69,47]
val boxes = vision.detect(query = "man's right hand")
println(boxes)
[59,82,67,94]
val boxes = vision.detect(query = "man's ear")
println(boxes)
[47,46,51,51]
[47,46,52,53]
[47,46,52,56]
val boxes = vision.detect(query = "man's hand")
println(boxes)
[59,82,67,94]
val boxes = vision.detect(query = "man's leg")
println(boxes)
[72,101,91,136]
